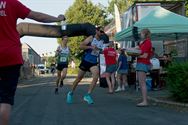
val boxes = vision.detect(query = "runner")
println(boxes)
[50,61,56,76]
[55,36,70,94]
[66,26,104,104]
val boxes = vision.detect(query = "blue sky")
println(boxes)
[19,0,109,56]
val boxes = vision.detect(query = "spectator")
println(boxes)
[0,1,65,125]
[116,49,129,92]
[160,54,171,69]
[103,41,117,93]
[135,29,152,107]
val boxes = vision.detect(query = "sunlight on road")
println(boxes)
[17,82,55,88]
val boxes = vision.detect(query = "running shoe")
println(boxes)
[66,91,73,104]
[83,94,94,104]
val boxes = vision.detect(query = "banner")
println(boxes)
[114,4,122,32]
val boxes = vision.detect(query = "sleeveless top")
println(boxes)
[56,46,70,65]
[83,37,103,64]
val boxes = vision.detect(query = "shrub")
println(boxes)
[67,67,79,74]
[166,61,188,102]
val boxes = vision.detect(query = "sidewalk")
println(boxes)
[147,89,188,108]
[124,86,188,108]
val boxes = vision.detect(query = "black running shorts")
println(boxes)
[79,60,98,72]
[0,65,21,105]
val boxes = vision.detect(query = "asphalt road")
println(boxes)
[10,75,188,125]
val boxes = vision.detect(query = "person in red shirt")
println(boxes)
[103,41,117,93]
[0,1,65,125]
[135,29,152,107]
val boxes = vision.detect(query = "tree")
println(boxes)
[186,0,188,16]
[62,0,108,59]
[107,0,133,16]
[46,56,56,67]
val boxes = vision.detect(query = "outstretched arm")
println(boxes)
[27,11,65,23]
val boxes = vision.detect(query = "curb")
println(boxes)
[148,96,188,108]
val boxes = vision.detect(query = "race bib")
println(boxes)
[60,57,67,63]
[91,50,100,56]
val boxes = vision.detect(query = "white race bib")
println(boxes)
[60,57,67,62]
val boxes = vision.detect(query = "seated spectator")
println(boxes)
[160,54,171,69]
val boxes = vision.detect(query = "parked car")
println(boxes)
[37,64,46,74]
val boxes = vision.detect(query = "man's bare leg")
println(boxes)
[87,66,99,94]
[71,69,86,92]
[66,69,85,103]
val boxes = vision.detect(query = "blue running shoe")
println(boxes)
[83,94,94,104]
[66,91,73,104]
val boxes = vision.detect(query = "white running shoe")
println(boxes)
[115,87,122,92]
[121,86,125,91]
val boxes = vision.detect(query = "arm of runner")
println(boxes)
[55,46,60,57]
[27,11,65,23]
[80,36,94,50]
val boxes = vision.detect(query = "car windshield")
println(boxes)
[38,66,44,69]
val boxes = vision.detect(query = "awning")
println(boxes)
[115,6,188,41]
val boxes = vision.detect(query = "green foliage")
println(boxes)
[107,0,133,15]
[67,58,80,74]
[63,0,108,59]
[46,56,56,67]
[186,0,188,16]
[67,67,79,74]
[166,61,188,102]
[68,36,85,59]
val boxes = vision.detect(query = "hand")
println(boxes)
[91,45,97,50]
[57,14,66,21]
[135,46,139,49]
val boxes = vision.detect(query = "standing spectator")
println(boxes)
[115,49,129,92]
[66,26,104,104]
[103,41,117,93]
[55,36,70,94]
[135,29,152,107]
[0,1,65,125]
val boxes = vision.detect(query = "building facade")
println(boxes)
[22,43,42,65]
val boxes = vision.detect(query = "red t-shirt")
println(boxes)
[103,47,117,65]
[0,0,31,67]
[137,38,152,65]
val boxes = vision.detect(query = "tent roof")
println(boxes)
[115,6,188,41]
